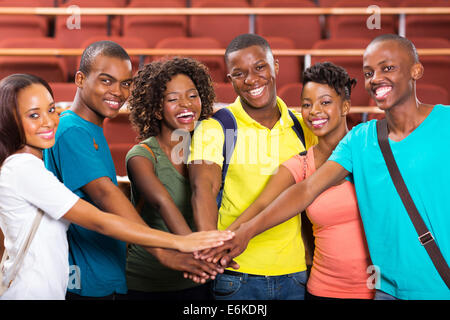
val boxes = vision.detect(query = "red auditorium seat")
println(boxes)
[311,38,372,128]
[327,0,397,39]
[80,36,149,75]
[417,83,449,106]
[255,0,322,49]
[49,82,77,105]
[278,82,303,107]
[189,0,250,48]
[103,112,139,177]
[401,1,450,41]
[153,36,227,83]
[0,0,49,39]
[266,37,302,89]
[251,0,317,5]
[408,37,450,97]
[123,0,187,48]
[0,37,68,82]
[214,82,236,104]
[55,0,123,78]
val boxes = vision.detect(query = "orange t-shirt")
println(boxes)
[282,148,374,299]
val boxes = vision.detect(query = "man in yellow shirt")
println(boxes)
[188,33,317,300]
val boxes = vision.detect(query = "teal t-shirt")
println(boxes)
[329,104,450,300]
[44,110,127,297]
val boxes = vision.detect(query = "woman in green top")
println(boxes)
[125,57,220,300]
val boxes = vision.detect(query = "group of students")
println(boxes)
[0,32,448,301]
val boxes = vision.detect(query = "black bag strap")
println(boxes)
[376,118,450,289]
[212,108,238,208]
[288,109,306,149]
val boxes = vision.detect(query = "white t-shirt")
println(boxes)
[0,153,79,300]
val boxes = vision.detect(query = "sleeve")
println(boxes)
[13,156,79,220]
[188,118,226,167]
[328,129,354,174]
[53,126,112,192]
[125,143,156,171]
[281,155,305,183]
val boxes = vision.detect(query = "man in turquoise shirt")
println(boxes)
[219,34,450,300]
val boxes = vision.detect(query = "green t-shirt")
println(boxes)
[125,136,199,292]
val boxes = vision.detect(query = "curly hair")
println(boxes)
[302,62,357,100]
[128,57,215,140]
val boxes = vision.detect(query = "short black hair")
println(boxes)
[303,62,357,100]
[368,34,419,63]
[224,33,272,64]
[79,40,131,75]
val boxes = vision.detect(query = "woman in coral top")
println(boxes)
[208,61,375,300]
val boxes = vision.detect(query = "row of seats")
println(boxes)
[0,0,448,50]
[3,35,448,97]
[99,77,449,176]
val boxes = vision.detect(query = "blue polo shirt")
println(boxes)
[329,104,450,300]
[44,110,127,297]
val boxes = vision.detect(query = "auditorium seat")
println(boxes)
[409,37,450,96]
[266,37,302,89]
[153,36,227,82]
[49,82,77,105]
[255,0,322,49]
[123,0,187,48]
[55,0,123,78]
[189,0,250,48]
[214,82,236,104]
[0,37,68,82]
[311,38,372,128]
[401,1,450,41]
[103,112,139,177]
[278,82,303,107]
[416,83,449,106]
[327,0,397,39]
[80,36,149,75]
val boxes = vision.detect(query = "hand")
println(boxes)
[213,225,251,268]
[154,248,223,283]
[175,230,234,253]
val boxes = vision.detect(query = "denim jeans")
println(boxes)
[212,270,307,300]
[374,290,399,300]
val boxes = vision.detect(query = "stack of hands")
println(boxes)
[183,226,251,283]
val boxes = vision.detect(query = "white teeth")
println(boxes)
[105,100,119,106]
[249,86,264,96]
[176,111,194,118]
[312,119,327,125]
[375,86,392,98]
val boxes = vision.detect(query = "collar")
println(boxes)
[228,96,294,130]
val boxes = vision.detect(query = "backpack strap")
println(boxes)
[288,109,306,149]
[211,108,237,208]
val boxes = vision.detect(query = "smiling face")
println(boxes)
[301,82,349,137]
[75,54,132,125]
[17,83,58,157]
[160,73,202,133]
[363,40,422,110]
[226,45,279,112]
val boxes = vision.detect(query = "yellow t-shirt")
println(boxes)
[189,97,317,275]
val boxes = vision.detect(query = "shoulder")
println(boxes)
[2,153,41,172]
[126,137,158,162]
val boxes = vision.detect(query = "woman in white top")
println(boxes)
[0,74,233,300]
